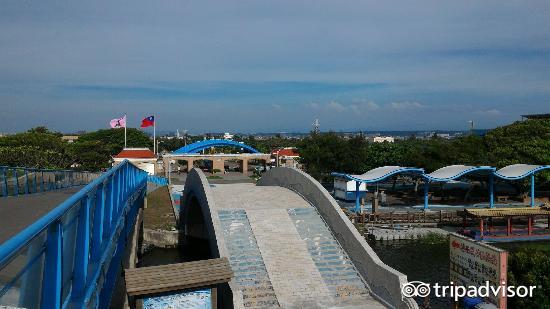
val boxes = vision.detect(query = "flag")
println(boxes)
[110,115,126,128]
[140,115,155,128]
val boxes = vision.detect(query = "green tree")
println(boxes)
[71,128,152,171]
[507,248,550,309]
[0,127,72,168]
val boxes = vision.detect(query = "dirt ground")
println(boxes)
[143,186,177,230]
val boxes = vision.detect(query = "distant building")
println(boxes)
[112,148,157,175]
[223,132,234,140]
[61,135,79,143]
[372,136,395,143]
[271,147,300,168]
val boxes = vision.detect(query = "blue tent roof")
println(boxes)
[172,139,260,154]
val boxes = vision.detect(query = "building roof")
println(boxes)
[424,165,495,182]
[113,148,156,159]
[271,147,299,157]
[332,166,425,183]
[494,164,550,180]
[463,206,550,218]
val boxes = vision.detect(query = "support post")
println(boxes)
[2,168,8,196]
[24,169,29,194]
[73,195,92,298]
[489,174,494,208]
[479,218,484,239]
[423,180,429,210]
[91,184,105,261]
[355,181,361,214]
[530,174,535,207]
[507,217,511,236]
[528,217,533,235]
[41,221,62,308]
[14,169,19,196]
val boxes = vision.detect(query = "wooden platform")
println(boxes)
[125,257,233,297]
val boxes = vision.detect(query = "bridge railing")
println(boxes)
[0,166,99,197]
[0,160,147,308]
[147,175,168,186]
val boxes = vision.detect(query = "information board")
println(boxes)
[449,233,508,308]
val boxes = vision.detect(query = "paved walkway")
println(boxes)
[211,184,384,308]
[0,187,82,244]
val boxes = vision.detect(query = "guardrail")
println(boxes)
[0,160,147,308]
[147,175,168,186]
[1,166,98,197]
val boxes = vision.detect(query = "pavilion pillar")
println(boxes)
[240,159,248,174]
[479,218,484,239]
[213,158,225,173]
[530,174,535,207]
[423,180,430,210]
[187,159,194,172]
[528,217,533,235]
[489,174,494,208]
[507,217,511,236]
[355,181,361,214]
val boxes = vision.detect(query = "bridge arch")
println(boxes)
[173,139,260,154]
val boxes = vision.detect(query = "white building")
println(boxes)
[373,136,395,143]
[112,148,157,175]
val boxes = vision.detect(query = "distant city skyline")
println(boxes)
[1,1,549,133]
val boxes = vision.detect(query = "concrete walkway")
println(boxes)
[211,184,384,308]
[0,187,82,244]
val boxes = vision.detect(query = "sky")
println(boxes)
[1,1,550,134]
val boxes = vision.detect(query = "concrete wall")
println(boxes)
[180,168,245,309]
[257,167,418,309]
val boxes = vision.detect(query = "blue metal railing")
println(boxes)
[147,175,168,186]
[0,160,147,308]
[1,166,98,197]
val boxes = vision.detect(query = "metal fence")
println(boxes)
[1,166,99,197]
[0,160,147,308]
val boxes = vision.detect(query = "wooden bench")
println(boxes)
[125,257,233,308]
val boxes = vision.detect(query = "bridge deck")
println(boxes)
[0,187,82,244]
[211,183,384,308]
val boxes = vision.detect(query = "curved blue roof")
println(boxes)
[423,165,495,182]
[332,166,425,183]
[493,164,550,180]
[172,139,260,154]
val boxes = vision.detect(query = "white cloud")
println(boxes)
[389,101,424,110]
[272,103,282,110]
[475,109,502,116]
[325,101,347,112]
[350,100,379,113]
[305,102,320,109]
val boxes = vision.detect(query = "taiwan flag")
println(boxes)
[140,115,155,128]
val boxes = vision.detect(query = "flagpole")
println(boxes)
[124,114,127,148]
[153,115,156,155]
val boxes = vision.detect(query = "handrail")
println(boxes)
[0,164,122,264]
[0,165,99,197]
[0,160,147,308]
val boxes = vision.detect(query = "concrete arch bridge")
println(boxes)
[179,167,418,308]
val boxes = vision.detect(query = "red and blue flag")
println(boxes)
[140,115,155,128]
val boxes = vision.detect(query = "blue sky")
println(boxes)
[1,1,549,133]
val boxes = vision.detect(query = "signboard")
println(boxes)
[449,233,508,308]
